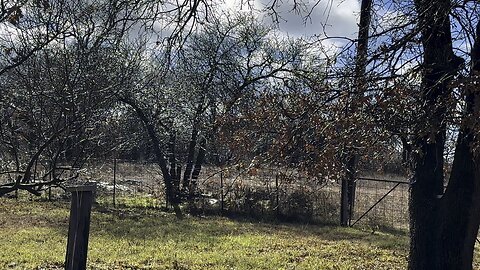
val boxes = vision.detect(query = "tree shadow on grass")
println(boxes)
[1,197,408,246]
[85,202,408,250]
[1,197,410,269]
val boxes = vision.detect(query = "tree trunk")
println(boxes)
[168,133,181,194]
[340,0,372,227]
[119,96,183,218]
[439,131,480,270]
[409,2,480,269]
[182,126,198,191]
[409,0,452,267]
[189,137,206,200]
[434,20,480,270]
[409,138,444,269]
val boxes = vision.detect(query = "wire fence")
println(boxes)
[198,166,341,223]
[7,159,411,230]
[351,177,409,230]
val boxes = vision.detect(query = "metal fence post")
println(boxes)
[65,185,96,270]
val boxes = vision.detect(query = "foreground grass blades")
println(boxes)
[0,197,410,269]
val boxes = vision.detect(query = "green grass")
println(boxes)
[0,196,409,270]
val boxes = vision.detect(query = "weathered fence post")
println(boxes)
[48,164,53,201]
[220,172,224,215]
[340,178,349,226]
[65,185,96,270]
[340,176,356,226]
[275,173,280,217]
[113,158,117,207]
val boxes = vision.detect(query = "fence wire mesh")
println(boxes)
[11,159,410,230]
[352,178,409,230]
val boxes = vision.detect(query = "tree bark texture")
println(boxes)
[436,20,480,270]
[409,1,480,269]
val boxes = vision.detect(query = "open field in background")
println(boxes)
[3,191,480,269]
[0,160,421,269]
[0,197,412,270]
[69,160,411,230]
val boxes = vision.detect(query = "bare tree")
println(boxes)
[0,0,152,196]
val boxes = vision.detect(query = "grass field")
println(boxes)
[3,165,480,269]
[0,196,411,270]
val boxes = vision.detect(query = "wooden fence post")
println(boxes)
[113,158,117,207]
[275,174,280,217]
[340,176,356,226]
[48,164,53,201]
[340,178,349,226]
[65,185,96,270]
[220,172,224,215]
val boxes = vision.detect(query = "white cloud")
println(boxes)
[222,0,360,37]
[222,0,360,52]
[221,0,262,11]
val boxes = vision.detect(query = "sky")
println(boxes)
[221,0,361,39]
[0,0,363,66]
